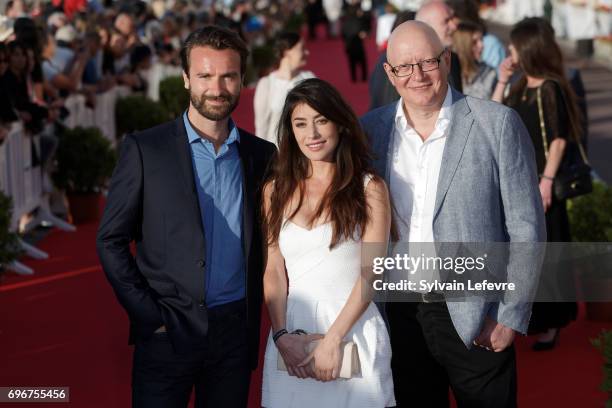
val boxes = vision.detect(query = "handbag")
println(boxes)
[536,86,592,200]
[277,339,361,379]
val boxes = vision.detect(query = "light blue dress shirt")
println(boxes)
[183,112,245,308]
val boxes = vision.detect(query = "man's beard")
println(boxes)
[189,91,240,121]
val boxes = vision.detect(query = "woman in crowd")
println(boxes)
[448,0,506,71]
[0,43,17,143]
[1,40,48,134]
[261,78,395,407]
[254,31,315,145]
[127,44,152,93]
[492,17,580,350]
[452,21,496,99]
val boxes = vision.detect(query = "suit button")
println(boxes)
[197,259,205,268]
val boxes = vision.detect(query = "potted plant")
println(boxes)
[568,181,612,242]
[0,191,22,276]
[53,126,117,224]
[115,95,169,140]
[284,14,305,33]
[591,329,612,407]
[567,181,612,320]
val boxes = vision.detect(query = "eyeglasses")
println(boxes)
[388,49,447,78]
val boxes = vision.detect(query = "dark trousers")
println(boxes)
[346,50,367,82]
[132,299,250,408]
[306,13,319,39]
[387,302,517,408]
[345,38,367,83]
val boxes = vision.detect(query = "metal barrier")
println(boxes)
[1,79,158,275]
[3,123,34,231]
[64,86,132,145]
[1,123,46,274]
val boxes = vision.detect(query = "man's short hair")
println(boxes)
[180,25,249,77]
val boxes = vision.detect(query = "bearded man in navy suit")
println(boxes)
[97,26,276,407]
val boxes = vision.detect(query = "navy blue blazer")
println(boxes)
[96,117,276,369]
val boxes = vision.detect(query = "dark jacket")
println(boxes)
[96,117,276,369]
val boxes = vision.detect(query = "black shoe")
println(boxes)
[532,329,560,351]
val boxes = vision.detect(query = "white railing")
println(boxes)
[1,123,47,275]
[1,87,130,275]
[63,86,132,145]
[3,123,37,231]
[486,0,612,40]
[1,64,179,275]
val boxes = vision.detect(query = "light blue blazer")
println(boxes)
[361,87,546,347]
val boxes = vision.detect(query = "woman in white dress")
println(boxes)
[254,32,315,145]
[261,78,396,408]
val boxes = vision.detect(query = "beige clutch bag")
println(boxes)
[277,340,361,379]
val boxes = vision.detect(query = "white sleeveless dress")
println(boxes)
[262,176,396,408]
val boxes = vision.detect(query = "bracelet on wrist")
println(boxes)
[540,174,554,181]
[272,328,288,343]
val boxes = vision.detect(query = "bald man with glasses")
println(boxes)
[361,21,545,408]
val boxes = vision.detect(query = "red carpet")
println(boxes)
[1,27,610,408]
[1,223,610,407]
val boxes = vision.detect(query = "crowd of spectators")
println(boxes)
[0,0,310,147]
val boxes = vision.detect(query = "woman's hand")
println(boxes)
[498,56,516,84]
[18,111,32,123]
[50,98,65,109]
[539,178,553,213]
[299,334,342,382]
[276,333,323,379]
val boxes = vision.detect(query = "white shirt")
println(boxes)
[376,13,397,47]
[390,86,453,243]
[253,70,315,146]
[388,0,424,11]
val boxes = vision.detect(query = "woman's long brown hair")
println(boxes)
[263,78,375,249]
[452,21,483,83]
[506,17,583,142]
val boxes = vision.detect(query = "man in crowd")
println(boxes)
[416,0,463,92]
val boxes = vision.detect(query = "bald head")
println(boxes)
[384,20,450,112]
[416,0,457,47]
[387,21,444,66]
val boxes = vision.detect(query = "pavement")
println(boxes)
[489,22,612,184]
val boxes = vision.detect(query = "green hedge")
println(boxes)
[251,43,276,78]
[591,329,612,407]
[284,13,305,33]
[115,95,170,138]
[0,192,21,273]
[568,181,612,242]
[53,127,117,194]
[159,76,189,118]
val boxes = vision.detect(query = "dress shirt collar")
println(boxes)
[394,86,453,137]
[183,111,240,146]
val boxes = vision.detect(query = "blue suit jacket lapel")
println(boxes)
[373,104,397,183]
